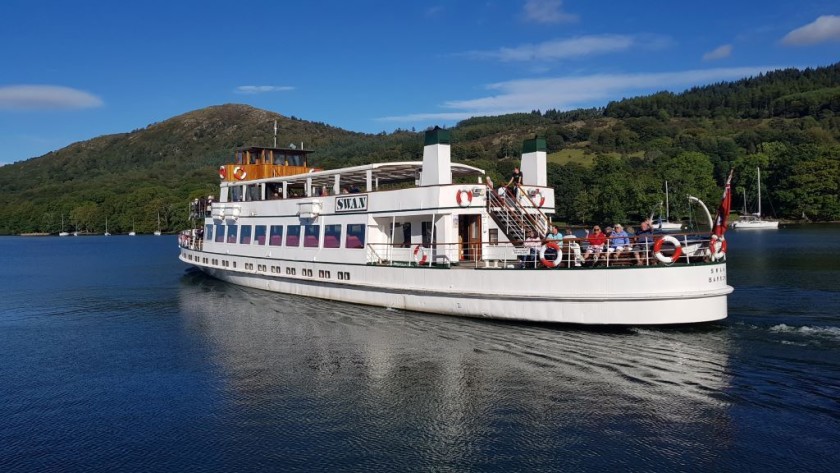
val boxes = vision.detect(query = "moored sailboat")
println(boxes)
[730,167,778,229]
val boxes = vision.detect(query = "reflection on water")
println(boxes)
[178,270,734,469]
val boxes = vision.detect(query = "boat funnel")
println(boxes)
[420,126,452,186]
[520,136,547,186]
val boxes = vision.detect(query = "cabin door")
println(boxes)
[458,215,482,262]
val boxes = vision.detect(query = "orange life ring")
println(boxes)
[233,166,247,180]
[710,236,727,261]
[456,189,473,207]
[653,235,683,264]
[532,190,545,207]
[413,244,428,265]
[539,241,562,268]
[218,166,226,180]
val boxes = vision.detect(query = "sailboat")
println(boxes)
[129,219,136,236]
[59,214,70,237]
[154,212,162,236]
[730,167,779,229]
[104,218,111,236]
[656,181,683,231]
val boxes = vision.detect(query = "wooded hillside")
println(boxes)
[1,63,838,234]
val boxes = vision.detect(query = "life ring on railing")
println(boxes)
[531,190,545,207]
[653,235,683,264]
[413,244,428,265]
[539,241,563,268]
[233,166,247,180]
[710,236,727,261]
[456,189,473,207]
[218,166,226,180]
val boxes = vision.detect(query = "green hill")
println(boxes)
[1,63,839,235]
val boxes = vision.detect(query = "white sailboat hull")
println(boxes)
[730,219,779,229]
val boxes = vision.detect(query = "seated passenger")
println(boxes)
[582,226,606,263]
[633,218,654,265]
[546,226,563,241]
[609,223,631,259]
[563,227,583,267]
[521,231,542,268]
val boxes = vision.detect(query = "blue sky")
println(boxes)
[1,0,839,165]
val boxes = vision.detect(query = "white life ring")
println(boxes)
[531,190,545,207]
[413,244,428,265]
[653,235,683,264]
[218,166,226,180]
[233,166,247,180]
[456,189,473,207]
[710,236,727,261]
[539,241,562,268]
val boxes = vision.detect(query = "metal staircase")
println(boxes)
[486,185,550,243]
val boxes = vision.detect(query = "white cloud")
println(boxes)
[0,85,103,110]
[703,44,733,61]
[782,15,840,45]
[522,0,578,24]
[234,85,295,94]
[465,34,669,62]
[378,66,779,123]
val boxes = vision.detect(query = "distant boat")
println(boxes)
[154,212,162,236]
[656,181,683,231]
[730,167,779,230]
[129,219,136,236]
[59,214,70,237]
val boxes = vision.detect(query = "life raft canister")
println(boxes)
[539,241,563,268]
[531,189,545,207]
[456,189,473,207]
[710,236,727,261]
[233,166,247,180]
[218,166,226,180]
[413,244,428,265]
[653,235,683,264]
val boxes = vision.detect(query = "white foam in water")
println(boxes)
[770,324,840,339]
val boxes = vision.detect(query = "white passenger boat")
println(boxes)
[178,129,733,325]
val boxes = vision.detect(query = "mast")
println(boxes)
[757,167,762,217]
[665,181,670,221]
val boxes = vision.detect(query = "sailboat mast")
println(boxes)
[757,167,762,217]
[665,181,670,221]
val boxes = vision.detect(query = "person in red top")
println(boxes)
[582,225,606,263]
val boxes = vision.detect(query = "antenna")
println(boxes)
[273,120,277,148]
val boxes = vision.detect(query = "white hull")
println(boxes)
[656,221,683,231]
[180,248,731,325]
[58,232,70,237]
[730,220,779,229]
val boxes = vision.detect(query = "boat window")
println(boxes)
[269,225,283,246]
[255,225,267,245]
[286,225,301,247]
[393,222,410,247]
[273,153,284,165]
[324,224,341,248]
[227,225,238,243]
[230,186,243,202]
[289,155,302,166]
[421,221,432,248]
[205,224,213,242]
[304,225,320,248]
[235,151,244,164]
[246,185,261,201]
[346,224,365,249]
[240,225,252,244]
[489,228,499,246]
[214,224,224,243]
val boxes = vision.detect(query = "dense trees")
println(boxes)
[1,64,839,234]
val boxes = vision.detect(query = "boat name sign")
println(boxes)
[335,195,368,212]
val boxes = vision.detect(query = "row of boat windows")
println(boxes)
[183,253,351,281]
[206,223,366,249]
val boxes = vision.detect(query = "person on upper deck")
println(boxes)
[609,224,631,258]
[633,218,655,265]
[583,225,606,263]
[506,167,524,199]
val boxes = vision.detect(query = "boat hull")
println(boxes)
[180,249,731,325]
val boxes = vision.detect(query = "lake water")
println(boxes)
[1,227,838,472]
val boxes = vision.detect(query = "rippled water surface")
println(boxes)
[1,227,839,472]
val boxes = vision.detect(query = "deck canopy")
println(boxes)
[224,161,485,189]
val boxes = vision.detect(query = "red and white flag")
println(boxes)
[712,170,733,238]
